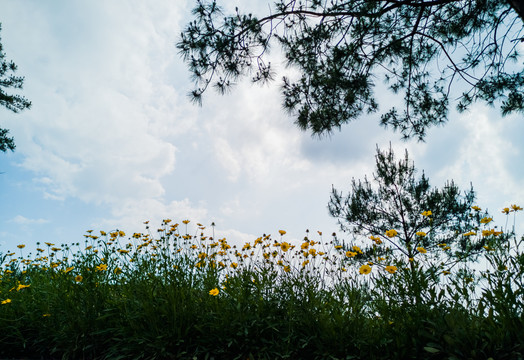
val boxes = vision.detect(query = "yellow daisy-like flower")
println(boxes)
[385,229,398,238]
[482,229,495,237]
[471,206,481,211]
[230,263,238,269]
[302,260,310,267]
[416,247,427,254]
[1,299,12,305]
[16,284,30,291]
[182,220,190,224]
[480,217,493,224]
[345,251,357,258]
[502,207,511,214]
[421,210,432,217]
[463,231,476,236]
[385,265,397,274]
[118,249,129,254]
[283,265,291,273]
[416,231,426,237]
[278,230,286,236]
[17,244,25,249]
[280,242,291,252]
[511,204,523,211]
[75,275,83,282]
[369,235,382,244]
[359,264,372,275]
[209,288,219,296]
[95,264,108,272]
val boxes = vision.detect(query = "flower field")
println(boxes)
[0,208,523,359]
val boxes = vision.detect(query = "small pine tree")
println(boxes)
[328,146,502,305]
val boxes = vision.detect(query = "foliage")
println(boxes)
[0,23,31,152]
[329,146,488,263]
[0,210,523,359]
[178,0,524,140]
[328,145,505,303]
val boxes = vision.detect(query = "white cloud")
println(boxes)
[9,215,49,225]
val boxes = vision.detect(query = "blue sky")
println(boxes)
[1,1,523,256]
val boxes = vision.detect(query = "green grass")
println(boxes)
[0,218,523,359]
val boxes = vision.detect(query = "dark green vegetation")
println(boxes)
[0,23,31,153]
[1,149,523,359]
[178,0,524,140]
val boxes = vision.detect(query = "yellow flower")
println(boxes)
[345,251,357,258]
[502,207,511,214]
[301,242,309,250]
[16,284,30,291]
[75,275,83,282]
[352,246,363,254]
[369,235,382,244]
[421,210,432,217]
[283,265,291,273]
[278,230,286,236]
[42,313,51,317]
[182,220,190,224]
[385,229,398,238]
[416,247,427,254]
[482,229,495,237]
[416,231,426,237]
[114,267,122,274]
[118,249,129,254]
[1,299,12,305]
[511,204,523,212]
[471,206,481,211]
[280,242,291,252]
[230,263,238,269]
[385,265,397,274]
[359,264,372,275]
[95,264,108,271]
[209,288,219,296]
[463,231,476,236]
[442,270,451,275]
[17,244,25,249]
[480,217,493,224]
[334,245,343,249]
[302,260,309,267]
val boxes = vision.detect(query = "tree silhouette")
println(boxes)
[178,0,524,140]
[1,23,31,152]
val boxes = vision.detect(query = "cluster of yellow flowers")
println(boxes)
[1,204,520,303]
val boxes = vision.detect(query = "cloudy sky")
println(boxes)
[1,1,523,255]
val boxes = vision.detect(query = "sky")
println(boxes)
[1,1,523,257]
